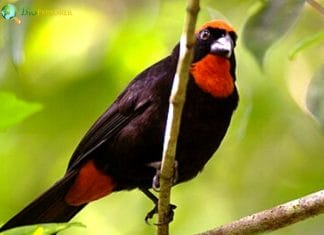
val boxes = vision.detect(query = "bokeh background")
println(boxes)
[0,0,323,234]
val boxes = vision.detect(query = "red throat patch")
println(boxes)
[190,54,234,98]
[65,160,115,206]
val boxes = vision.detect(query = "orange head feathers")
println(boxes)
[196,19,235,34]
[190,19,237,98]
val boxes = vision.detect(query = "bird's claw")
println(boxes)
[147,160,179,192]
[145,205,157,225]
[144,204,177,225]
[152,174,160,192]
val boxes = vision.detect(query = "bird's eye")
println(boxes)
[199,29,210,40]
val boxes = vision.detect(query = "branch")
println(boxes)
[157,0,200,234]
[306,0,324,15]
[197,190,324,235]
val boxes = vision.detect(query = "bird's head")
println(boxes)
[193,19,237,62]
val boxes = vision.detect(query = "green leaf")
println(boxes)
[289,30,324,60]
[243,0,306,66]
[0,91,42,131]
[0,222,85,235]
[306,66,324,130]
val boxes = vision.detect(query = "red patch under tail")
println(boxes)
[65,160,115,206]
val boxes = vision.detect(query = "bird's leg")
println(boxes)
[147,160,179,192]
[140,188,158,224]
[139,188,176,225]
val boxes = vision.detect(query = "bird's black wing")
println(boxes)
[67,52,178,171]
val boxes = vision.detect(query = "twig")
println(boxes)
[196,190,324,235]
[157,0,200,235]
[306,0,324,15]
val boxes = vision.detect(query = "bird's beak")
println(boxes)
[210,33,233,58]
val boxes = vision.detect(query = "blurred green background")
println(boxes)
[0,0,323,234]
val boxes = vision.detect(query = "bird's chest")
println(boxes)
[175,98,232,182]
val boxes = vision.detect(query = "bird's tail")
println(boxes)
[0,171,85,232]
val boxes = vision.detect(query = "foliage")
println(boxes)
[0,222,85,235]
[0,91,42,131]
[307,66,324,130]
[0,0,323,234]
[242,0,306,66]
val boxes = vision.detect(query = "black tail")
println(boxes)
[0,171,86,232]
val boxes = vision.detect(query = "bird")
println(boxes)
[0,19,238,231]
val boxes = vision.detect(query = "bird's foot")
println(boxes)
[147,160,178,192]
[140,188,177,225]
[145,203,177,225]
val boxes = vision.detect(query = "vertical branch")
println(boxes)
[157,0,200,235]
